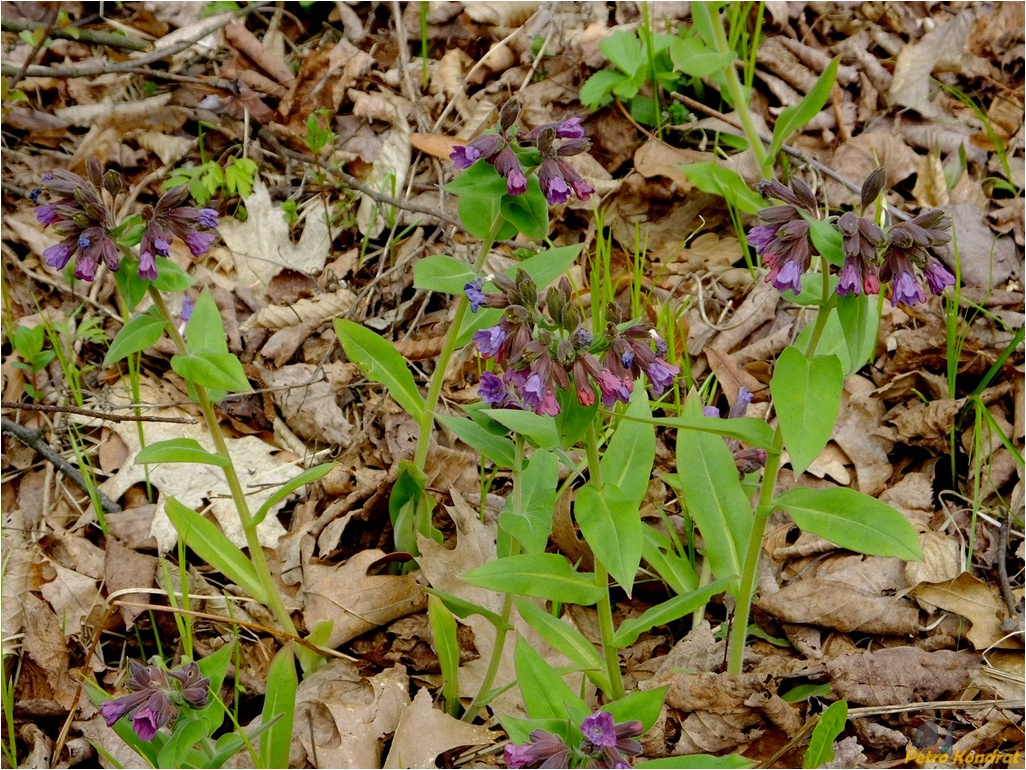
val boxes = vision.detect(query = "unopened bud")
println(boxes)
[86,156,103,190]
[860,167,886,212]
[500,98,522,134]
[104,169,123,197]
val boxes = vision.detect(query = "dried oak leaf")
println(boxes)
[824,647,978,706]
[757,578,921,635]
[384,688,494,769]
[910,573,1018,650]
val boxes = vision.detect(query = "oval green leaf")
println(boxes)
[463,553,605,605]
[135,438,229,467]
[771,347,843,476]
[333,319,426,423]
[103,309,165,367]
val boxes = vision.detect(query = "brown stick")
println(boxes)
[0,416,121,512]
[1,17,149,51]
[1,400,197,424]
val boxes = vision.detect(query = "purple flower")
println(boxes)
[450,133,504,169]
[479,371,506,404]
[836,261,862,297]
[836,211,884,297]
[494,147,528,196]
[138,250,158,281]
[706,387,768,476]
[556,159,594,201]
[922,259,955,294]
[131,693,176,741]
[536,388,560,416]
[98,659,209,741]
[504,730,572,769]
[769,258,804,295]
[197,209,219,229]
[44,242,72,270]
[747,224,775,252]
[521,116,586,142]
[183,230,215,257]
[596,370,632,407]
[643,357,679,395]
[180,295,196,325]
[538,159,571,205]
[580,712,644,768]
[522,374,545,411]
[465,279,487,312]
[891,269,926,306]
[473,325,507,358]
[35,205,58,226]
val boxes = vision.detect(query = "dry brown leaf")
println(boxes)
[757,578,921,635]
[911,150,950,208]
[940,202,1018,291]
[384,688,494,769]
[664,231,744,275]
[904,531,963,587]
[665,672,772,754]
[833,374,893,496]
[1,538,33,655]
[410,132,461,160]
[825,130,919,207]
[301,549,426,649]
[22,593,77,710]
[257,362,354,446]
[291,660,409,768]
[884,398,963,453]
[215,180,331,296]
[910,573,1016,650]
[38,561,98,637]
[357,123,412,239]
[633,139,709,188]
[463,2,539,26]
[824,647,978,706]
[104,539,158,630]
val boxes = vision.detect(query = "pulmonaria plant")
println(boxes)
[99,660,210,741]
[505,711,643,769]
[33,156,219,282]
[464,272,679,415]
[450,98,595,203]
[703,386,768,476]
[748,169,955,306]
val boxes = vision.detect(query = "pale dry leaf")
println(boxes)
[215,180,331,296]
[1,538,34,655]
[940,202,1018,290]
[665,231,743,275]
[357,125,412,238]
[243,286,358,331]
[911,150,950,208]
[38,561,98,637]
[292,660,409,769]
[301,549,426,648]
[825,647,978,706]
[633,139,709,188]
[384,688,494,769]
[463,2,539,26]
[833,374,893,497]
[74,714,140,770]
[878,471,935,522]
[56,93,173,127]
[822,736,867,768]
[757,578,921,635]
[910,573,1013,650]
[825,129,919,207]
[22,593,77,709]
[136,131,194,166]
[104,539,159,630]
[969,652,1025,701]
[802,443,852,486]
[95,379,290,553]
[905,531,963,588]
[258,362,354,446]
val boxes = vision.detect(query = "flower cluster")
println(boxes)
[748,169,954,306]
[703,387,768,476]
[505,711,644,769]
[451,98,594,203]
[33,156,219,282]
[98,660,210,741]
[465,273,679,416]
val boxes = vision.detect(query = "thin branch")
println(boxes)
[1,417,121,512]
[7,6,57,90]
[669,92,912,221]
[257,127,463,229]
[1,401,197,424]
[1,17,149,51]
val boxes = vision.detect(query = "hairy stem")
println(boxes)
[148,288,297,637]
[584,423,626,700]
[727,258,833,673]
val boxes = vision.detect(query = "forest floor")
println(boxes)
[1,2,1023,768]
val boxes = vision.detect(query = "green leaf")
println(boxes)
[669,37,736,77]
[428,595,462,716]
[580,69,627,110]
[112,265,151,311]
[334,319,426,423]
[295,619,332,676]
[481,409,559,450]
[806,215,845,268]
[423,587,509,629]
[186,289,230,355]
[103,308,165,367]
[260,645,297,770]
[512,597,609,692]
[514,636,589,721]
[171,351,252,392]
[251,463,334,526]
[601,392,656,504]
[463,553,605,605]
[769,58,839,161]
[575,483,642,593]
[771,347,843,476]
[515,245,583,289]
[601,30,645,77]
[604,687,667,733]
[781,683,832,702]
[682,162,765,214]
[836,291,879,373]
[675,396,752,583]
[438,413,516,468]
[135,438,229,466]
[556,389,598,449]
[642,524,698,595]
[803,700,847,768]
[795,307,851,375]
[389,460,436,555]
[775,487,924,561]
[165,497,269,604]
[226,157,258,198]
[501,179,549,240]
[151,257,194,292]
[500,451,558,553]
[612,580,733,647]
[414,254,477,295]
[158,715,210,768]
[192,642,235,735]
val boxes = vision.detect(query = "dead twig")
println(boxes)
[1,17,149,52]
[0,416,121,512]
[997,511,1023,624]
[1,400,198,424]
[6,6,58,90]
